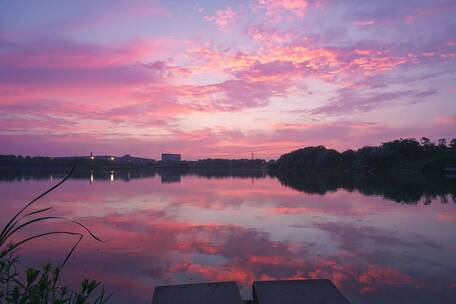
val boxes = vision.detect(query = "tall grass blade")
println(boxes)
[0,162,76,243]
[8,231,83,266]
[2,216,103,247]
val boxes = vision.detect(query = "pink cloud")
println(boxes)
[402,2,456,24]
[255,0,309,19]
[0,38,184,98]
[354,20,376,27]
[204,6,237,31]
[122,1,169,17]
[247,25,297,46]
[311,89,439,115]
[186,39,414,88]
[0,38,172,69]
[433,114,456,125]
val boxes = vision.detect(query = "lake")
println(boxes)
[1,170,456,303]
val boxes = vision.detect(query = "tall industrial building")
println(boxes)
[161,153,181,161]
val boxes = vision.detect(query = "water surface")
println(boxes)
[1,171,455,303]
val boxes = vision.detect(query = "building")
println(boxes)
[161,153,181,161]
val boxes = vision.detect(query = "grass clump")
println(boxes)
[0,164,111,303]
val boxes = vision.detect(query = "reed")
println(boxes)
[0,163,111,303]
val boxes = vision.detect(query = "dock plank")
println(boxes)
[252,279,350,304]
[152,281,243,304]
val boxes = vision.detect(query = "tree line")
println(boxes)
[269,137,456,174]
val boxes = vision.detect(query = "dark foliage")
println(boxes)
[0,164,111,303]
[273,137,456,174]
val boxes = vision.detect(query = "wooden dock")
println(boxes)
[152,279,350,304]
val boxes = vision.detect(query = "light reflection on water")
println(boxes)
[0,171,455,304]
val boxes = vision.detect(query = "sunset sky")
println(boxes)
[1,0,455,159]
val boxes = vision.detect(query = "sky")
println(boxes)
[0,0,455,159]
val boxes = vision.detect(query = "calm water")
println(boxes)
[1,171,456,303]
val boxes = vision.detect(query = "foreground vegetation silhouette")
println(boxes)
[0,164,111,303]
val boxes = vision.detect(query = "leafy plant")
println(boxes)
[0,163,111,303]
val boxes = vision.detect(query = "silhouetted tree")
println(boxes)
[450,138,456,149]
[420,137,431,145]
[381,138,421,160]
[271,137,456,174]
[340,149,355,169]
[438,138,447,148]
[420,137,436,153]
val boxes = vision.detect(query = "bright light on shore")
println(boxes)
[110,156,115,160]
